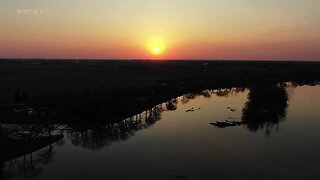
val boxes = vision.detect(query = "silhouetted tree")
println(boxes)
[200,90,212,98]
[165,99,178,111]
[242,84,288,136]
[181,93,196,104]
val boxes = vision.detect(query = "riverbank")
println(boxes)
[0,60,319,126]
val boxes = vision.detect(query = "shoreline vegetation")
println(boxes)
[0,59,319,127]
[0,59,319,171]
[0,60,320,124]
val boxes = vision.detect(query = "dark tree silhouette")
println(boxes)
[67,105,164,151]
[165,99,178,111]
[242,84,289,136]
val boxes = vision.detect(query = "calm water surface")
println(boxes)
[3,85,320,180]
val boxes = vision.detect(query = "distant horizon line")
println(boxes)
[0,58,319,62]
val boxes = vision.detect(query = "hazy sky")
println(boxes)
[0,0,320,60]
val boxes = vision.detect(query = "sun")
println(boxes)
[147,38,166,56]
[150,45,164,55]
[153,47,161,54]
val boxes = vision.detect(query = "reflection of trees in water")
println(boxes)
[242,84,289,136]
[67,87,250,151]
[67,105,165,150]
[180,88,246,104]
[213,88,246,97]
[205,85,291,136]
[288,80,320,88]
[3,153,41,179]
[0,125,60,179]
[36,144,56,165]
[1,141,57,179]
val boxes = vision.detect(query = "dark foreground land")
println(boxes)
[0,59,319,126]
[0,59,320,177]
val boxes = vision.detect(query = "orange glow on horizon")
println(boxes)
[1,0,320,60]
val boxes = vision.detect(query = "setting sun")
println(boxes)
[147,37,167,56]
[153,47,161,55]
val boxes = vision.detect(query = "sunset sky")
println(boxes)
[0,0,319,60]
